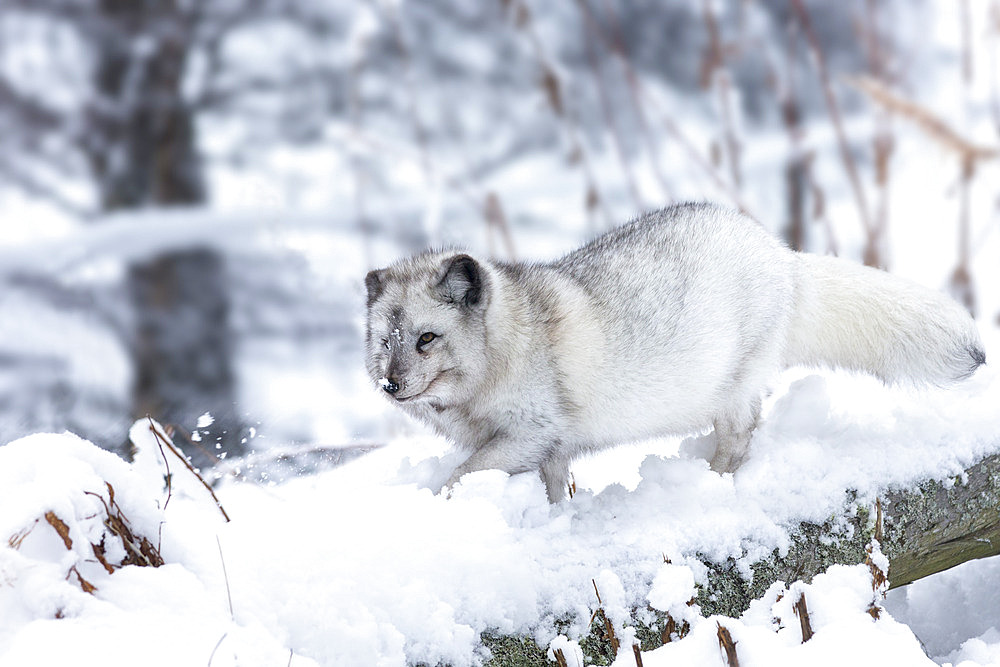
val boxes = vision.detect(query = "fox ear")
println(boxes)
[436,254,484,308]
[365,269,385,307]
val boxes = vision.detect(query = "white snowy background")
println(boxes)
[2,1,1000,666]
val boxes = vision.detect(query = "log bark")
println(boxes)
[479,451,1000,666]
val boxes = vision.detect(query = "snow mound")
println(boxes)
[0,429,317,667]
[625,563,934,667]
[1,361,999,665]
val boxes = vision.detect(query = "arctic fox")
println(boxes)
[364,203,985,502]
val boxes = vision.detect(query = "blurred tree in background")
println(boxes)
[0,0,995,463]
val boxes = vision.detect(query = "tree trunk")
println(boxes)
[480,451,1000,666]
[86,0,243,461]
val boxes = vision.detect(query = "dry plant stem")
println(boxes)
[148,414,173,510]
[505,0,613,230]
[208,632,228,667]
[483,192,517,260]
[848,77,999,161]
[660,98,754,217]
[717,71,743,190]
[44,511,73,550]
[70,565,97,594]
[632,643,644,667]
[571,0,751,214]
[591,578,621,655]
[553,647,569,667]
[661,614,676,644]
[148,418,231,523]
[848,75,995,314]
[766,16,815,252]
[875,498,884,542]
[790,0,874,248]
[701,0,743,190]
[716,622,740,667]
[84,483,165,568]
[217,535,235,620]
[581,15,644,209]
[590,0,675,200]
[331,111,501,228]
[861,0,894,269]
[793,593,814,643]
[7,521,37,549]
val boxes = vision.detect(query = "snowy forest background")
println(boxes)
[2,1,1000,664]
[2,0,997,462]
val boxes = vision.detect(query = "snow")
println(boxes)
[3,3,1000,665]
[622,564,935,667]
[2,351,1000,665]
[886,554,1000,664]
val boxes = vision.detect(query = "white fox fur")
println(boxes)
[364,203,985,502]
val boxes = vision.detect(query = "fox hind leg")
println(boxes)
[540,455,571,503]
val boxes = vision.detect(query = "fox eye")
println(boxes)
[416,332,437,351]
[381,338,390,350]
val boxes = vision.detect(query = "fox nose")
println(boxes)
[382,378,400,394]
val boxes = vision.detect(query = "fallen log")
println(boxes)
[480,451,1000,666]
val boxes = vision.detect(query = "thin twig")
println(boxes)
[874,498,884,543]
[570,1,751,215]
[593,0,676,200]
[859,0,894,269]
[483,192,517,260]
[848,76,998,161]
[701,0,743,190]
[793,593,814,643]
[148,418,231,522]
[503,0,613,230]
[581,11,644,209]
[790,0,873,245]
[716,622,740,667]
[207,633,228,667]
[147,415,174,511]
[217,535,235,620]
[171,423,223,465]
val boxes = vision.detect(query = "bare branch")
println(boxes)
[790,0,874,242]
[848,75,999,162]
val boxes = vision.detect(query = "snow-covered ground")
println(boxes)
[3,4,1000,664]
[1,335,998,666]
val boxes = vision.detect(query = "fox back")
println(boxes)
[364,203,984,501]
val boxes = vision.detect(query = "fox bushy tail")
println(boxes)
[785,253,985,384]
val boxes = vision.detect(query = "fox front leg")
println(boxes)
[444,441,567,502]
[442,443,526,493]
[709,400,761,473]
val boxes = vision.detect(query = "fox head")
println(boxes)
[364,251,492,409]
